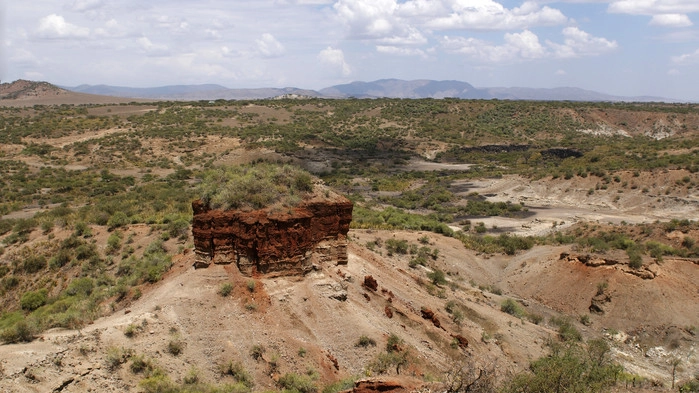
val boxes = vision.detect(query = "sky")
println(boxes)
[2,0,699,101]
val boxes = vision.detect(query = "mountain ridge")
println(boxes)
[1,78,683,103]
[65,78,682,102]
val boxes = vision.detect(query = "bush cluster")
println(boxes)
[199,162,314,210]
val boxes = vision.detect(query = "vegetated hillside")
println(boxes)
[0,80,146,105]
[0,80,70,100]
[0,97,697,392]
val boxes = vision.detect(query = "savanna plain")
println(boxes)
[0,81,697,393]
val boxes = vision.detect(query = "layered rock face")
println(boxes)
[192,196,353,277]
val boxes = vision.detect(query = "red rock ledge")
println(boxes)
[191,195,353,277]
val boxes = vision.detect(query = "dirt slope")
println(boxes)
[1,227,697,392]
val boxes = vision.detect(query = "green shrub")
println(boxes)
[386,333,403,352]
[107,211,130,230]
[73,221,92,237]
[278,372,318,393]
[0,318,35,343]
[501,298,525,318]
[220,360,254,388]
[451,309,464,325]
[167,338,184,356]
[409,256,427,268]
[528,313,544,325]
[66,277,94,297]
[1,275,20,290]
[250,344,265,360]
[124,323,139,338]
[106,232,122,254]
[427,269,447,286]
[130,354,153,374]
[580,314,591,326]
[22,255,47,273]
[105,346,129,371]
[49,249,72,269]
[219,282,233,297]
[322,378,356,393]
[550,317,582,342]
[183,367,199,385]
[370,350,411,375]
[627,247,643,269]
[199,163,316,210]
[75,243,98,260]
[496,233,535,255]
[385,239,409,255]
[682,236,695,249]
[356,335,377,348]
[503,339,621,393]
[20,289,48,311]
[167,218,190,240]
[139,371,176,393]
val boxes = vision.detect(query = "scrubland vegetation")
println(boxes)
[1,98,698,392]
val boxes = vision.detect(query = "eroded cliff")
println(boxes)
[192,192,353,277]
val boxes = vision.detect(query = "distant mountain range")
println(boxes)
[56,79,685,102]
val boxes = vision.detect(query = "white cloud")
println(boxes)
[649,13,693,27]
[255,33,286,58]
[36,14,90,39]
[549,27,617,58]
[205,29,222,39]
[333,0,569,56]
[442,30,546,62]
[94,19,128,38]
[608,0,699,15]
[556,69,567,75]
[137,36,170,56]
[24,71,46,80]
[334,0,568,38]
[425,0,568,31]
[334,0,400,39]
[442,27,615,63]
[672,48,699,64]
[275,0,334,4]
[378,26,427,45]
[505,29,547,59]
[668,68,680,75]
[69,0,105,12]
[376,45,428,58]
[318,46,351,76]
[10,48,39,65]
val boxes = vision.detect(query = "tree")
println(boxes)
[444,358,497,393]
[503,340,622,393]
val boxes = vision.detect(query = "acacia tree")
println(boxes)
[444,358,497,393]
[503,339,622,393]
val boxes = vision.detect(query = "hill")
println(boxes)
[49,79,681,102]
[0,80,148,106]
[67,83,323,100]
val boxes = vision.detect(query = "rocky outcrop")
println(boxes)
[560,252,659,280]
[363,275,378,291]
[589,292,612,314]
[191,195,352,277]
[346,379,409,393]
